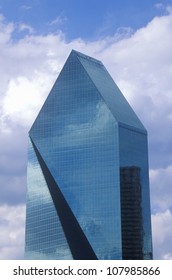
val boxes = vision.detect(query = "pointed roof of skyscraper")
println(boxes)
[71,50,146,133]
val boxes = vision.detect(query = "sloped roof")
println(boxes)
[72,50,146,133]
[31,49,146,135]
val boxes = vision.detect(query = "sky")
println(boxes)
[0,0,172,260]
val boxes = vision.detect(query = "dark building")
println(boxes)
[25,50,153,260]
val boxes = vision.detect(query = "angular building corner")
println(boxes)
[25,50,153,260]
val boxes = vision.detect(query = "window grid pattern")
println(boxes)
[25,139,73,260]
[26,50,153,260]
[30,52,122,259]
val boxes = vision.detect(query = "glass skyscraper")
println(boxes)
[25,50,153,260]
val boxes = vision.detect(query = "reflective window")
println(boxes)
[25,139,73,260]
[26,50,152,260]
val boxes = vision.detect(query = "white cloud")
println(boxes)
[152,210,172,259]
[166,5,172,14]
[2,9,172,133]
[155,3,164,10]
[0,14,14,44]
[18,23,34,34]
[150,166,172,212]
[3,75,52,126]
[20,5,32,11]
[2,8,172,138]
[0,204,25,259]
[99,12,172,120]
[49,15,67,27]
[163,253,172,260]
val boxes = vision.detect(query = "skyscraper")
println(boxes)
[25,50,153,260]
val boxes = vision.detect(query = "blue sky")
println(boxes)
[0,0,172,260]
[1,0,170,39]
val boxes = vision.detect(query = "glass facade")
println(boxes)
[25,50,153,259]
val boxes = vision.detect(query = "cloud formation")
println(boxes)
[0,204,25,259]
[152,210,172,260]
[0,9,172,259]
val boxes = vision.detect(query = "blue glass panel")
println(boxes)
[25,139,73,260]
[26,50,152,260]
[30,53,122,259]
[77,51,145,131]
[119,126,152,259]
